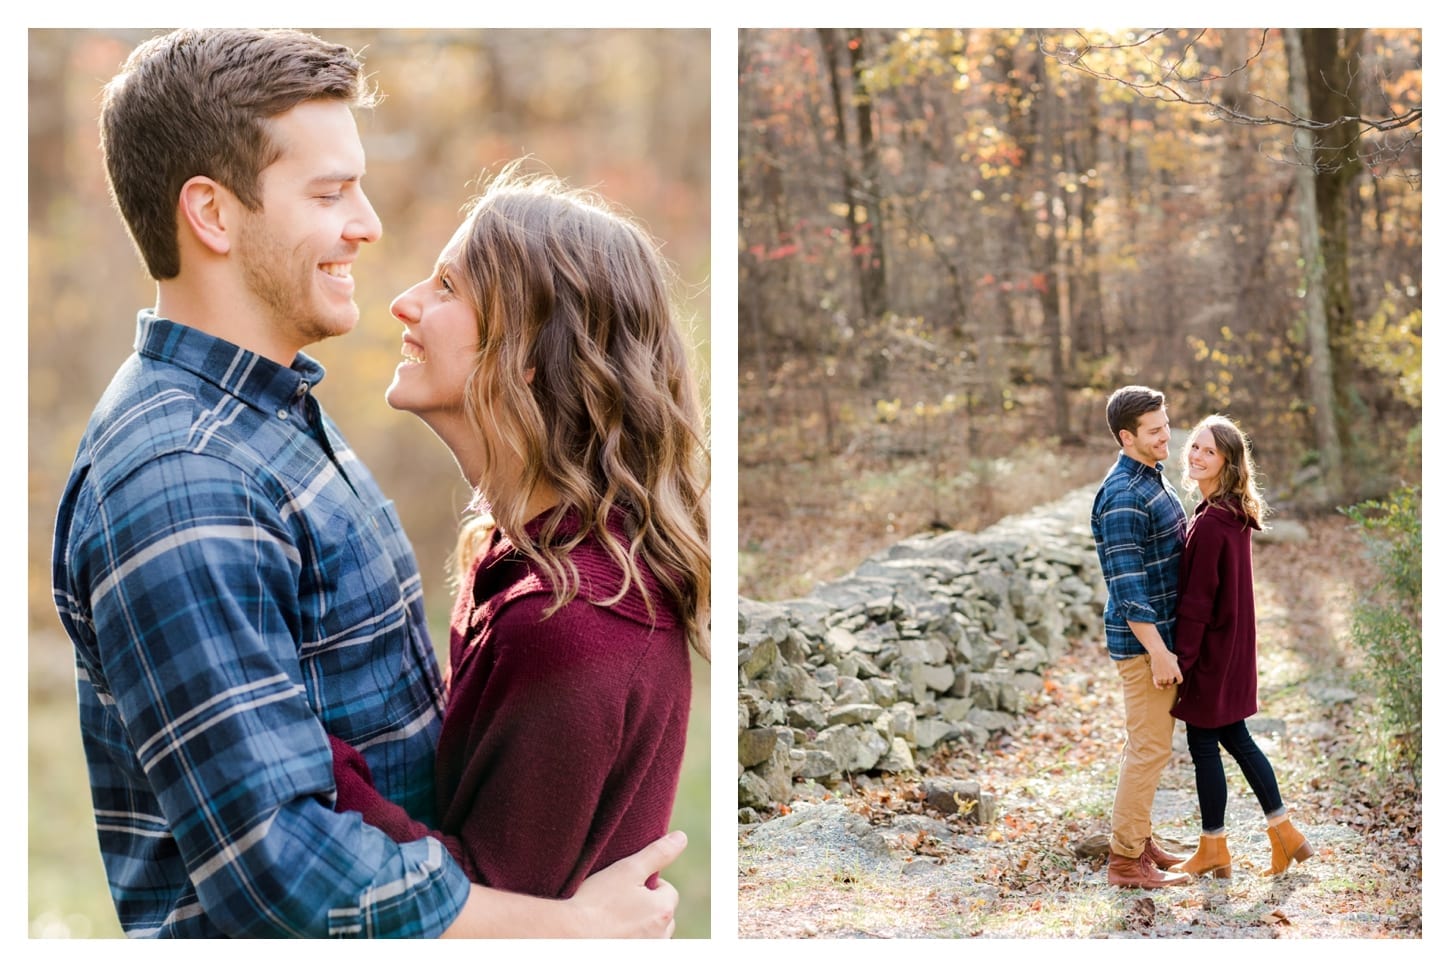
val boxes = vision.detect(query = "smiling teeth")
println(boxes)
[320,263,351,278]
[402,346,426,363]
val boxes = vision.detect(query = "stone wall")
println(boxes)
[737,485,1107,819]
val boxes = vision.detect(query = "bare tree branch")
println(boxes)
[1040,29,1421,136]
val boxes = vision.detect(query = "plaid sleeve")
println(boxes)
[78,452,468,937]
[1094,485,1162,626]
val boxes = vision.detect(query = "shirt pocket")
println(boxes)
[295,494,436,742]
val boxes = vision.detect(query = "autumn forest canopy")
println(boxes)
[738,28,1421,583]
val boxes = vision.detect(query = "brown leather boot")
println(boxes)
[1108,850,1190,888]
[1143,837,1186,870]
[1265,817,1314,875]
[1171,833,1232,879]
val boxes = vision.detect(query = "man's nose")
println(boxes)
[348,188,383,243]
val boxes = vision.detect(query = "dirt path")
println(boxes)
[736,513,1422,938]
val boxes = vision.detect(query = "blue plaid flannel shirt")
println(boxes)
[52,313,470,937]
[1089,453,1188,659]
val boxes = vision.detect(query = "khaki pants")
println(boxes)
[1111,653,1178,858]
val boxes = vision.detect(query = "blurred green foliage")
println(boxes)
[28,27,711,938]
[1343,487,1422,781]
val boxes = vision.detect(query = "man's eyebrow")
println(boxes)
[306,172,363,188]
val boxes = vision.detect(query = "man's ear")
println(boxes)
[177,176,234,257]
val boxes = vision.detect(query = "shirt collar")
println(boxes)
[1115,451,1164,480]
[135,310,326,413]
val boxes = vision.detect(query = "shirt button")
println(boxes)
[296,381,310,397]
[277,409,289,419]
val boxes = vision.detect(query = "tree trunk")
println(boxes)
[1015,46,1070,438]
[846,28,888,319]
[1072,74,1106,360]
[1042,62,1070,438]
[1302,28,1366,454]
[1118,96,1141,352]
[1285,28,1346,504]
[817,28,873,322]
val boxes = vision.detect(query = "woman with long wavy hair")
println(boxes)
[329,163,709,906]
[1169,414,1313,880]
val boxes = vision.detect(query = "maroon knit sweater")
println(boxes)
[1171,497,1263,729]
[331,512,692,899]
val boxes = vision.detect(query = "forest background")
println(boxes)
[736,25,1424,938]
[25,27,712,939]
[738,26,1422,602]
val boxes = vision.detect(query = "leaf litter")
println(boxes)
[738,513,1422,938]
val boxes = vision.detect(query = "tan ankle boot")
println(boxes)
[1171,834,1231,879]
[1265,817,1314,875]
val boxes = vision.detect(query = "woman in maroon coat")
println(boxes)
[1169,415,1314,879]
[327,163,710,925]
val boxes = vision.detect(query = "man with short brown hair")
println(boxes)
[1089,385,1190,888]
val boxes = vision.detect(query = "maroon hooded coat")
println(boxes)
[1171,496,1263,728]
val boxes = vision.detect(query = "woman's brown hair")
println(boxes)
[1180,413,1268,528]
[449,162,710,659]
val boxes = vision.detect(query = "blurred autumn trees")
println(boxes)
[28,28,710,629]
[739,28,1420,513]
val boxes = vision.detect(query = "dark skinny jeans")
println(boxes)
[1184,719,1285,832]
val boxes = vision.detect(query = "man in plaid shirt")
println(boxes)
[51,27,682,938]
[1089,385,1190,889]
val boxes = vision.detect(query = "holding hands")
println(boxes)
[1151,650,1183,690]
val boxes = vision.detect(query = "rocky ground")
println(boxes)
[737,512,1423,939]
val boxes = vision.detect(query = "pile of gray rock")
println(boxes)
[738,485,1106,820]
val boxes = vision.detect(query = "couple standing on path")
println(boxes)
[50,27,708,938]
[1090,385,1316,889]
